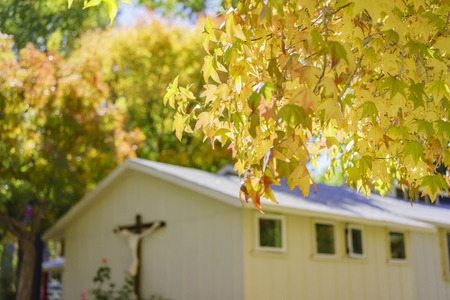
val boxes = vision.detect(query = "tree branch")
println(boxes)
[31,190,49,235]
[314,5,330,93]
[0,210,31,239]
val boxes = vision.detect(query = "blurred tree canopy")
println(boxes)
[0,34,143,299]
[73,19,231,172]
[0,0,109,51]
[139,0,211,14]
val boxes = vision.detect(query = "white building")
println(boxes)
[43,158,450,300]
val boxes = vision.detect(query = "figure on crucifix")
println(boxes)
[114,214,165,298]
[114,222,163,275]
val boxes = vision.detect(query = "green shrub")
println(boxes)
[83,260,168,300]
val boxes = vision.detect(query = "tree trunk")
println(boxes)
[31,234,43,300]
[16,236,35,300]
[0,211,38,300]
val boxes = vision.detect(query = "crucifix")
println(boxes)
[114,214,166,298]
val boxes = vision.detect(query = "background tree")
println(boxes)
[138,0,212,15]
[0,34,143,300]
[73,19,231,172]
[165,0,450,211]
[0,0,109,51]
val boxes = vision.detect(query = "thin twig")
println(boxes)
[418,58,430,108]
[398,49,405,78]
[314,5,329,93]
[339,51,366,99]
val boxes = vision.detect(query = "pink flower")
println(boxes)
[102,258,107,264]
[81,292,87,299]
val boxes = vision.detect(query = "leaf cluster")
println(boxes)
[166,0,450,210]
[0,0,108,51]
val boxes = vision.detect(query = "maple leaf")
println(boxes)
[327,41,349,68]
[382,77,408,99]
[289,88,318,112]
[249,82,277,110]
[278,105,310,130]
[427,80,450,101]
[383,29,400,45]
[239,175,280,212]
[414,120,433,137]
[359,155,374,175]
[421,174,448,202]
[358,101,378,123]
[239,177,263,212]
[202,55,220,84]
[172,113,188,141]
[408,80,426,109]
[404,141,423,165]
[214,128,233,146]
[287,164,316,198]
[436,120,450,141]
[259,98,277,121]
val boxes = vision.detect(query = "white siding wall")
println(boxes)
[243,210,417,300]
[62,170,244,300]
[410,231,450,300]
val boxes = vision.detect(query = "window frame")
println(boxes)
[346,224,365,259]
[313,220,337,258]
[255,214,286,253]
[388,230,407,262]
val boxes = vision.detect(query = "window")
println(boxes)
[315,222,336,256]
[389,231,406,260]
[255,215,285,252]
[346,225,364,258]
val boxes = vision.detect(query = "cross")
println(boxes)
[114,214,165,298]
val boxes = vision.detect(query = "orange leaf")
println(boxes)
[289,88,317,112]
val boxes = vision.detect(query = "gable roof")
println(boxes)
[43,158,450,240]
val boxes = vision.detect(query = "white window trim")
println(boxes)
[346,224,365,259]
[388,230,407,262]
[255,214,286,253]
[313,220,337,258]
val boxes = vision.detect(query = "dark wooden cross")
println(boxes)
[114,214,166,298]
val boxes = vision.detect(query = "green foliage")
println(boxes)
[0,33,142,299]
[138,0,209,15]
[85,260,135,300]
[0,35,140,231]
[84,260,169,300]
[73,19,231,172]
[0,242,15,299]
[0,0,109,51]
[76,0,213,22]
[311,166,345,187]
